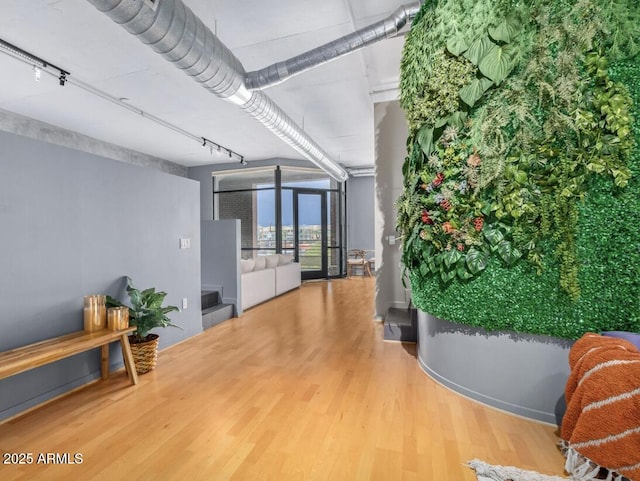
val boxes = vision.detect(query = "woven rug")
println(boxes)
[468,460,568,481]
[469,459,632,481]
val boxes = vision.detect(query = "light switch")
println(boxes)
[182,298,188,309]
[179,238,191,249]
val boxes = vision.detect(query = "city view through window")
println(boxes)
[257,180,331,271]
[215,169,343,278]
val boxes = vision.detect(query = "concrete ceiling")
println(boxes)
[0,0,409,170]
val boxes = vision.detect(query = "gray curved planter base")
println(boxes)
[417,311,573,425]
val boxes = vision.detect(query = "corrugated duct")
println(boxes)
[245,2,421,91]
[87,0,419,181]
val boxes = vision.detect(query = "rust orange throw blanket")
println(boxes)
[561,333,640,481]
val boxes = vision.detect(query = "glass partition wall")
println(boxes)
[213,166,345,279]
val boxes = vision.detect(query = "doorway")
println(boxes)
[293,189,327,280]
[213,166,345,276]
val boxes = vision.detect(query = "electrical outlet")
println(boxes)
[182,298,188,310]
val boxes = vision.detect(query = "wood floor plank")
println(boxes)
[0,278,567,480]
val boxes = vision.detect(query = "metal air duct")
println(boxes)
[244,2,421,91]
[347,166,375,177]
[87,0,349,181]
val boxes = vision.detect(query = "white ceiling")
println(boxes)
[0,0,408,170]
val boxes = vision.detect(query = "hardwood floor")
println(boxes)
[1,278,567,480]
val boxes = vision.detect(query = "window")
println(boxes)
[213,166,345,278]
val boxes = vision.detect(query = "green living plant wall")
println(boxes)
[397,0,640,339]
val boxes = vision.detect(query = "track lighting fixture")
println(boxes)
[0,38,69,87]
[1,37,247,164]
[200,137,243,162]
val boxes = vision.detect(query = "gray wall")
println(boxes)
[347,176,375,252]
[374,101,409,318]
[189,164,215,221]
[417,312,572,425]
[201,220,241,314]
[0,130,202,421]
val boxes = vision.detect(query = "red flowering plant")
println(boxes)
[396,124,522,283]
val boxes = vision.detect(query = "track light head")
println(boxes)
[201,137,243,162]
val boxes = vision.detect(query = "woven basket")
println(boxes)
[129,334,159,374]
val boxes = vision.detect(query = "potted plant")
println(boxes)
[107,277,180,374]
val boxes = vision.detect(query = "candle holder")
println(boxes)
[107,306,129,331]
[83,295,107,332]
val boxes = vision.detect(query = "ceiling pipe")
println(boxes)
[347,166,375,177]
[245,2,421,91]
[86,0,349,181]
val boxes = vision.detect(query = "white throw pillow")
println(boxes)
[240,258,255,273]
[265,254,280,269]
[254,256,266,271]
[278,254,293,265]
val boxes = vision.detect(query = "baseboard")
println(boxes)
[417,353,557,426]
[222,296,237,316]
[0,372,102,424]
[202,284,223,294]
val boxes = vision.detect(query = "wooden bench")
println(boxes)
[0,327,138,385]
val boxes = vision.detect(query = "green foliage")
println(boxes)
[460,78,494,108]
[417,125,435,157]
[447,36,471,56]
[405,50,475,136]
[599,0,640,61]
[502,50,635,299]
[463,36,495,65]
[397,0,640,338]
[396,124,523,283]
[478,42,518,84]
[488,17,520,43]
[400,0,524,121]
[107,277,180,343]
[581,53,634,187]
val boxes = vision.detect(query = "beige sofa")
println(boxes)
[240,254,301,311]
